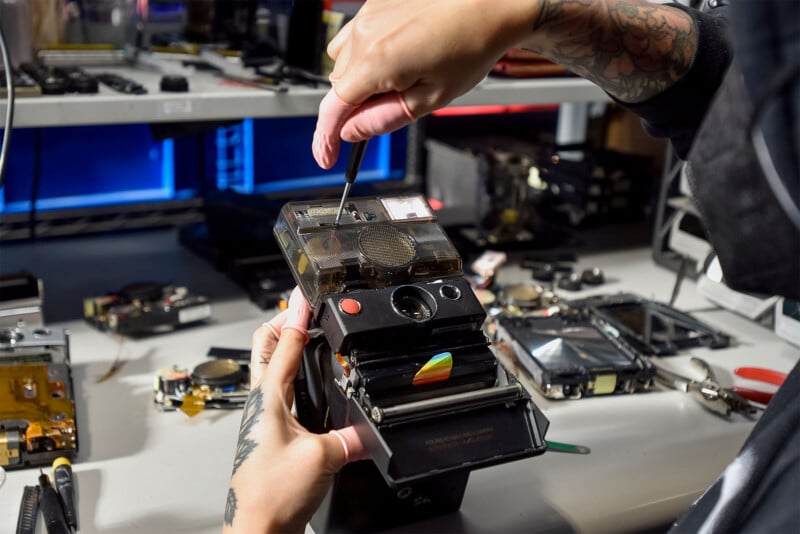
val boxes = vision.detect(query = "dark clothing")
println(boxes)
[626,2,799,301]
[617,1,800,532]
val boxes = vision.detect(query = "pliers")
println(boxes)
[652,357,756,417]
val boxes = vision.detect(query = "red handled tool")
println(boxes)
[730,366,788,405]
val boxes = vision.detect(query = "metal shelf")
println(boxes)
[1,67,608,128]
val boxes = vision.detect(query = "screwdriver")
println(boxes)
[334,140,369,226]
[38,470,70,534]
[53,457,78,532]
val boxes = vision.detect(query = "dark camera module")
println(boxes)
[391,285,438,322]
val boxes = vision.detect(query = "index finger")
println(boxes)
[312,88,358,169]
[263,329,308,405]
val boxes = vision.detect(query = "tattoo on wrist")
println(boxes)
[224,488,237,526]
[530,0,696,102]
[232,388,263,476]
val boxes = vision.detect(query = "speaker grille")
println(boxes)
[357,225,417,269]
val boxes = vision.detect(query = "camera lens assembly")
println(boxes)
[391,286,437,322]
[274,195,549,532]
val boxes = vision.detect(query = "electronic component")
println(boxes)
[154,357,250,416]
[0,327,78,470]
[573,293,731,356]
[84,282,211,336]
[94,72,148,95]
[276,194,549,532]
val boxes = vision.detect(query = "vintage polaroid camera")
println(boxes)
[274,194,549,532]
[0,327,78,470]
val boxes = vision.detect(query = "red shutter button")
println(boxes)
[339,298,362,315]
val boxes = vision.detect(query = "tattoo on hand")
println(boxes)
[224,488,237,526]
[232,387,263,477]
[530,0,696,103]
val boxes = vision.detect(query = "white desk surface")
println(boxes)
[0,229,797,533]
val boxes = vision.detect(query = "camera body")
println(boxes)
[275,195,548,532]
[0,327,78,470]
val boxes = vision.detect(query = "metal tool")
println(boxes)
[652,357,755,417]
[334,140,368,226]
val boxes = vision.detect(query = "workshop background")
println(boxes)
[0,1,797,534]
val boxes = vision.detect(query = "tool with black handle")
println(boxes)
[334,140,369,226]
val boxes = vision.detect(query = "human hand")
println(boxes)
[224,288,367,534]
[312,0,539,168]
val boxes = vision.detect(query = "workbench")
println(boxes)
[0,228,797,533]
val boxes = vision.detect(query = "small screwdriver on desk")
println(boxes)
[333,140,369,226]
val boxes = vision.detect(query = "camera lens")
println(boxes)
[395,295,432,321]
[391,286,437,322]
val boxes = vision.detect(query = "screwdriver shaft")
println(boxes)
[334,182,352,226]
[333,140,368,226]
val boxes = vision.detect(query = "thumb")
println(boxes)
[328,426,369,464]
[340,92,416,142]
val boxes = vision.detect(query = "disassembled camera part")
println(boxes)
[94,72,148,95]
[0,271,44,328]
[274,195,463,308]
[531,263,556,282]
[572,293,731,356]
[153,358,250,416]
[0,327,78,470]
[495,284,561,319]
[84,282,211,336]
[494,313,656,400]
[276,195,549,532]
[581,267,605,286]
[0,69,42,97]
[557,272,583,291]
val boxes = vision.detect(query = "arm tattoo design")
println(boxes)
[224,488,238,526]
[530,0,697,102]
[232,387,263,477]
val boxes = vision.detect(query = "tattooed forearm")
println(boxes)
[232,388,263,476]
[527,0,697,103]
[224,488,238,526]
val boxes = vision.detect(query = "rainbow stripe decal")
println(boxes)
[413,352,453,386]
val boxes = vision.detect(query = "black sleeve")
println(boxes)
[613,4,733,159]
